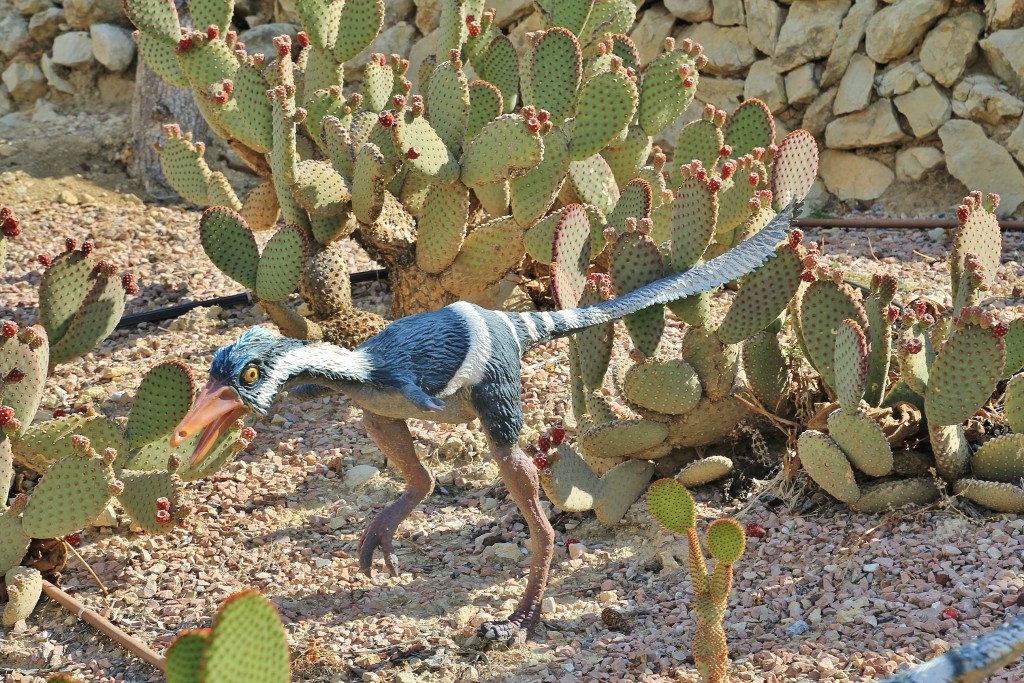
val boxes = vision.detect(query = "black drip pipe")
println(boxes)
[115,267,389,329]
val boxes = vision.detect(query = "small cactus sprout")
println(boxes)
[534,454,549,470]
[942,607,959,620]
[122,272,139,294]
[378,111,395,127]
[406,147,421,160]
[241,427,257,441]
[1,214,20,237]
[71,434,91,453]
[81,241,94,255]
[103,447,118,464]
[956,204,970,222]
[296,31,309,48]
[801,271,817,283]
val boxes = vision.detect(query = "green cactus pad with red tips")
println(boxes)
[954,479,1024,513]
[510,125,571,227]
[551,205,593,308]
[1006,374,1023,432]
[950,201,1001,308]
[292,160,350,219]
[48,267,128,367]
[3,565,42,627]
[136,30,189,88]
[827,409,893,477]
[333,0,385,63]
[466,80,503,139]
[38,251,93,343]
[199,207,260,291]
[797,281,869,394]
[416,182,471,274]
[295,0,343,51]
[461,114,542,187]
[12,414,126,473]
[522,28,582,122]
[579,0,636,56]
[117,469,181,534]
[165,628,211,683]
[22,452,115,538]
[127,361,196,449]
[669,177,718,271]
[638,49,698,137]
[574,280,613,389]
[925,321,1004,427]
[426,60,470,155]
[672,120,724,183]
[620,358,702,415]
[706,518,745,565]
[0,506,30,575]
[797,430,861,503]
[771,130,819,207]
[742,325,789,411]
[723,99,774,158]
[833,319,870,413]
[362,58,395,112]
[440,216,524,296]
[351,143,387,224]
[395,113,459,183]
[0,325,47,437]
[477,36,519,113]
[849,478,939,513]
[123,0,181,43]
[564,154,620,216]
[570,69,638,160]
[970,433,1024,482]
[647,478,696,534]
[610,231,665,356]
[536,0,595,34]
[605,178,652,237]
[256,224,308,302]
[718,245,802,345]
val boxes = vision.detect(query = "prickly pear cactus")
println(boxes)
[794,191,1023,514]
[647,478,745,683]
[165,590,290,683]
[3,565,42,627]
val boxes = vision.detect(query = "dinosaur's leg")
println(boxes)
[477,440,554,644]
[358,411,434,577]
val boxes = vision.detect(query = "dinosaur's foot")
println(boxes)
[476,610,538,646]
[358,518,400,578]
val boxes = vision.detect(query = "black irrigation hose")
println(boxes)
[115,267,389,329]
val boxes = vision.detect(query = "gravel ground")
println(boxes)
[1,112,1023,683]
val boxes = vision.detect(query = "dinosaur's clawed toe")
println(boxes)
[476,614,535,645]
[358,523,400,578]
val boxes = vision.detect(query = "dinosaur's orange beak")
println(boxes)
[171,381,249,466]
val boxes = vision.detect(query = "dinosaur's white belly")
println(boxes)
[342,383,479,424]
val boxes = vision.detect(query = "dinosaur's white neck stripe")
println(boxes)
[265,344,374,400]
[519,313,539,341]
[559,309,580,329]
[495,312,522,355]
[441,302,492,397]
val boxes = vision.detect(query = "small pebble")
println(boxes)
[785,620,810,636]
[568,543,588,560]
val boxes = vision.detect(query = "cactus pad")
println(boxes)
[833,319,870,413]
[0,508,29,575]
[950,203,1001,307]
[669,177,718,271]
[22,453,114,538]
[333,0,385,63]
[416,182,471,274]
[564,154,620,216]
[477,36,520,113]
[673,120,724,181]
[551,205,592,308]
[797,281,868,393]
[197,590,291,683]
[796,430,861,503]
[580,418,669,459]
[1004,320,1024,378]
[742,326,789,410]
[395,114,459,183]
[13,415,127,472]
[954,479,1024,514]
[540,444,653,524]
[1007,374,1023,432]
[647,478,696,534]
[706,518,745,565]
[605,178,652,237]
[48,269,127,367]
[676,455,733,488]
[602,126,653,188]
[440,216,524,296]
[929,422,972,481]
[127,361,195,449]
[255,225,307,302]
[123,0,181,43]
[521,28,581,122]
[849,478,939,513]
[573,281,613,389]
[925,322,1004,427]
[723,99,774,158]
[117,469,181,534]
[199,207,260,291]
[570,70,638,160]
[425,60,470,155]
[718,246,802,345]
[3,566,42,627]
[0,326,47,436]
[771,130,820,207]
[610,231,665,356]
[510,126,571,227]
[352,143,387,224]
[466,80,504,139]
[165,629,212,683]
[970,433,1024,482]
[621,359,702,415]
[460,114,543,187]
[826,410,893,477]
[638,50,698,137]
[241,181,282,233]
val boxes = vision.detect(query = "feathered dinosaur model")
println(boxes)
[171,201,800,642]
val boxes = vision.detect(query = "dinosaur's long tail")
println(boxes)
[506,200,799,352]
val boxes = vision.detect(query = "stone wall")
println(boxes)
[1,0,1023,216]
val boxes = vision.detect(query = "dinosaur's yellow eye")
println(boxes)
[241,366,260,384]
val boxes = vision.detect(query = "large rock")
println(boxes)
[680,23,756,76]
[90,24,135,72]
[951,74,1024,125]
[0,13,29,58]
[1008,117,1024,165]
[833,53,876,115]
[413,0,442,33]
[979,28,1024,92]
[894,83,951,137]
[28,8,63,43]
[773,0,851,73]
[345,22,418,80]
[919,13,985,87]
[895,146,945,181]
[40,53,73,94]
[825,99,910,149]
[785,63,818,106]
[877,61,928,97]
[62,0,127,29]
[820,150,894,200]
[406,29,439,94]
[802,87,838,138]
[745,0,784,55]
[986,0,1024,30]
[692,76,745,113]
[744,60,787,113]
[713,0,745,25]
[865,0,951,63]
[491,0,534,28]
[51,31,93,68]
[1,61,46,103]
[665,0,713,22]
[821,0,878,88]
[14,0,53,15]
[938,119,1024,215]
[630,5,675,67]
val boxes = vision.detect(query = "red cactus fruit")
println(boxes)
[801,271,817,283]
[1,215,20,237]
[993,321,1010,337]
[682,76,695,88]
[4,367,25,383]
[534,454,549,470]
[695,167,709,183]
[406,146,421,160]
[904,338,923,355]
[241,426,257,440]
[207,25,219,40]
[1,321,17,338]
[393,94,406,109]
[526,117,541,133]
[664,36,675,50]
[720,160,736,180]
[276,38,291,57]
[156,497,171,512]
[681,38,693,52]
[63,532,82,547]
[53,408,68,418]
[719,144,732,158]
[122,272,139,295]
[103,447,118,463]
[566,538,580,546]
[296,31,310,48]
[537,109,550,124]
[37,253,51,267]
[0,406,13,426]
[748,172,760,187]
[65,237,77,252]
[214,90,229,104]
[748,197,762,212]
[942,607,959,620]
[176,36,194,52]
[788,229,804,248]
[745,523,766,538]
[538,435,552,452]
[886,306,900,324]
[550,427,566,447]
[156,509,172,525]
[468,22,481,37]
[71,434,91,452]
[695,55,708,69]
[80,241,94,256]
[94,260,117,275]
[912,300,928,316]
[465,14,476,24]
[956,205,970,223]
[708,176,723,193]
[378,111,395,127]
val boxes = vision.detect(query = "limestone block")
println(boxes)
[773,0,852,73]
[895,146,944,181]
[0,13,29,58]
[1008,117,1024,165]
[919,13,985,87]
[90,23,136,72]
[630,5,675,67]
[894,83,951,137]
[744,59,787,113]
[985,0,1024,30]
[665,0,713,22]
[821,0,878,88]
[27,8,63,43]
[13,0,53,16]
[951,74,1024,125]
[833,53,876,115]
[865,0,951,63]
[979,28,1024,92]
[491,0,534,28]
[877,62,926,97]
[680,23,756,76]
[820,150,894,200]
[62,0,126,29]
[713,0,745,25]
[692,76,746,113]
[40,52,73,94]
[785,63,818,106]
[237,24,299,61]
[1,61,46,103]
[802,87,838,138]
[745,0,784,55]
[51,31,93,68]
[413,0,442,34]
[825,99,910,149]
[406,29,439,94]
[938,119,1024,215]
[344,22,418,81]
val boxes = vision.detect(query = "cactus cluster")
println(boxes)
[123,0,763,349]
[647,478,746,683]
[795,192,1024,513]
[541,101,817,512]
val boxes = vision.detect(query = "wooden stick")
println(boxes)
[63,540,108,596]
[41,580,166,672]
